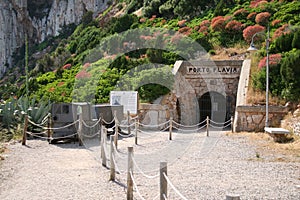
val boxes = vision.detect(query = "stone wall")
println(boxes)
[234,105,288,132]
[138,103,169,129]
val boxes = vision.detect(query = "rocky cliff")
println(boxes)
[0,0,108,76]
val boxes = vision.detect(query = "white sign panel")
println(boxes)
[110,91,138,114]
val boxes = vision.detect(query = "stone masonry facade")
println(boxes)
[172,60,244,125]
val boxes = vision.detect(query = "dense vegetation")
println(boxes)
[1,0,300,133]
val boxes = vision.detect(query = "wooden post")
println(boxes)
[127,147,134,200]
[101,127,107,167]
[231,116,234,133]
[110,135,115,181]
[114,111,119,149]
[22,114,28,145]
[47,113,52,143]
[127,110,131,135]
[206,116,209,137]
[160,162,168,200]
[78,113,83,146]
[226,194,240,200]
[135,118,138,145]
[99,116,102,142]
[169,117,173,140]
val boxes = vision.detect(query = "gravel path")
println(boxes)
[0,130,299,200]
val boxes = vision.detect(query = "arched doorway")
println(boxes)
[199,92,226,123]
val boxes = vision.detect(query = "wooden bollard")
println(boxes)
[231,116,234,133]
[206,116,209,137]
[135,119,138,145]
[101,128,107,167]
[110,135,115,181]
[114,111,119,149]
[169,117,173,140]
[160,162,168,200]
[127,110,131,135]
[78,113,83,146]
[127,147,134,200]
[22,114,28,145]
[47,113,52,143]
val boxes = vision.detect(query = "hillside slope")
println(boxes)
[1,0,300,104]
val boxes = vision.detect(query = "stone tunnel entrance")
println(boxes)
[199,91,226,123]
[171,60,244,125]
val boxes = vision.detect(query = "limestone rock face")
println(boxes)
[0,0,108,75]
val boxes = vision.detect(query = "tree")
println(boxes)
[280,50,300,101]
[292,30,300,49]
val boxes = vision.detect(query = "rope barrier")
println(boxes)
[101,118,115,125]
[131,156,160,179]
[112,153,126,175]
[223,122,232,129]
[160,125,171,132]
[172,119,206,128]
[119,122,136,129]
[173,124,207,133]
[27,131,78,140]
[82,117,102,128]
[26,131,49,140]
[138,120,170,128]
[130,171,146,200]
[112,142,128,159]
[48,120,79,130]
[117,131,135,138]
[208,123,231,129]
[163,172,188,200]
[209,118,232,125]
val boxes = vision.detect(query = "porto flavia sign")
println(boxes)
[187,66,240,74]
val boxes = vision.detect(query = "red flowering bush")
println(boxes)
[224,16,232,22]
[211,16,226,31]
[178,27,192,35]
[170,32,183,44]
[198,26,209,35]
[255,12,271,25]
[200,20,210,27]
[83,63,90,69]
[149,15,156,21]
[273,24,290,39]
[243,25,265,43]
[140,35,153,40]
[48,87,55,92]
[57,82,65,87]
[271,19,281,27]
[62,63,72,70]
[198,20,210,35]
[258,54,282,69]
[250,0,268,8]
[161,19,167,25]
[247,12,257,20]
[233,8,248,17]
[75,70,91,79]
[178,20,186,27]
[225,20,243,32]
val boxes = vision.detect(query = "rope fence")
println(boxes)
[22,110,234,147]
[20,110,238,199]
